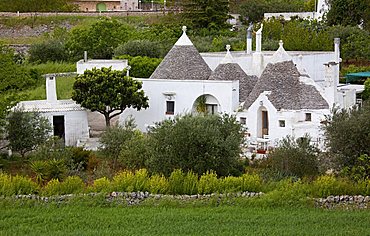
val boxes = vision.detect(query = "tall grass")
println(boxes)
[25,62,76,75]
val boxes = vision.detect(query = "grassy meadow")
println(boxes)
[1,202,369,235]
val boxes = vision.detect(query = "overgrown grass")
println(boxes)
[0,202,369,235]
[24,62,76,75]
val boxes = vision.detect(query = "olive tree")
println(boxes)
[72,67,149,127]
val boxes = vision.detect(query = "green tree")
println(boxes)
[6,109,51,157]
[147,114,244,177]
[72,67,149,127]
[114,40,162,58]
[326,0,368,27]
[181,0,230,30]
[115,55,162,78]
[66,18,130,60]
[323,101,370,169]
[362,79,370,100]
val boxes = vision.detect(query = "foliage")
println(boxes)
[60,176,85,194]
[168,169,185,195]
[265,135,320,178]
[326,0,369,29]
[0,0,77,12]
[342,154,370,181]
[363,79,370,100]
[147,114,244,177]
[0,173,39,196]
[198,171,219,194]
[28,40,68,63]
[323,101,370,168]
[72,67,149,127]
[115,55,162,78]
[24,62,76,74]
[241,173,263,192]
[147,174,169,194]
[112,170,135,192]
[91,177,111,193]
[180,0,230,30]
[311,175,358,197]
[119,133,151,170]
[6,109,52,157]
[47,159,67,181]
[42,179,62,196]
[65,18,130,60]
[114,40,162,58]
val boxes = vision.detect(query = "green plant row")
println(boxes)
[1,169,370,198]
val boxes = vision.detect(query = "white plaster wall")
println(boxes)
[76,60,128,74]
[201,52,335,84]
[41,110,89,146]
[237,93,330,147]
[120,79,239,131]
[264,12,316,21]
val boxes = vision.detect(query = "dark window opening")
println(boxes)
[53,116,65,141]
[166,101,175,115]
[305,113,312,121]
[279,120,285,127]
[240,117,246,125]
[206,104,217,114]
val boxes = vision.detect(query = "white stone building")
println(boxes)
[17,75,89,146]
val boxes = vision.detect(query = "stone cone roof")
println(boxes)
[243,61,329,110]
[150,26,212,80]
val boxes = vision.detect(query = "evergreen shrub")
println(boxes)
[0,173,38,196]
[198,171,219,194]
[112,171,135,192]
[60,176,85,194]
[168,169,185,195]
[42,179,62,196]
[148,174,169,194]
[91,177,111,193]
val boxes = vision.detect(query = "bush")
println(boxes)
[311,175,357,197]
[114,40,161,58]
[342,154,370,181]
[42,179,62,196]
[265,135,320,178]
[220,176,243,193]
[28,40,68,63]
[168,169,185,195]
[148,174,169,194]
[241,174,263,192]
[30,160,49,184]
[60,176,85,194]
[148,114,244,177]
[47,159,67,181]
[198,171,219,194]
[112,170,135,192]
[133,169,149,192]
[115,55,162,78]
[0,173,39,196]
[119,134,151,170]
[183,171,198,195]
[91,177,111,193]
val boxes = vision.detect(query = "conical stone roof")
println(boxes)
[150,26,212,80]
[208,45,257,102]
[243,61,329,110]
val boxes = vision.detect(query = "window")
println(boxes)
[206,104,217,114]
[166,101,175,115]
[279,120,285,127]
[240,117,246,125]
[305,113,312,121]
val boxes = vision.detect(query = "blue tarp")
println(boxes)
[345,72,370,82]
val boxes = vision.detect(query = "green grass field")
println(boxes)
[0,203,369,235]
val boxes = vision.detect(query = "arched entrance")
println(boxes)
[96,3,107,11]
[192,94,220,115]
[257,106,269,138]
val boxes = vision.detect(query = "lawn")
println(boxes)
[0,203,369,235]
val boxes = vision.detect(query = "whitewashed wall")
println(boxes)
[76,60,128,74]
[120,79,239,131]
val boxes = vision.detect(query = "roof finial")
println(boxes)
[226,44,231,52]
[279,40,284,48]
[182,26,187,33]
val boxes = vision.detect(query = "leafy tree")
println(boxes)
[264,135,320,178]
[29,40,68,63]
[114,40,162,58]
[66,18,130,60]
[72,67,149,127]
[6,109,51,157]
[147,114,244,177]
[115,55,162,78]
[323,101,370,169]
[362,79,370,100]
[181,0,230,30]
[326,0,369,28]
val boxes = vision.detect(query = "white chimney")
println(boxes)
[46,76,57,101]
[256,24,263,53]
[246,23,253,54]
[84,51,88,62]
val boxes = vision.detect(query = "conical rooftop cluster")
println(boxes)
[208,45,257,102]
[150,26,212,80]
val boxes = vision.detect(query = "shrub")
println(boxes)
[241,174,263,192]
[266,135,320,178]
[220,176,243,193]
[311,175,357,197]
[168,169,185,195]
[0,173,39,196]
[183,171,198,195]
[47,159,67,181]
[114,40,161,58]
[148,174,169,194]
[133,169,149,192]
[92,177,111,193]
[148,114,244,177]
[115,55,162,78]
[112,170,135,192]
[28,40,68,63]
[342,154,370,181]
[119,134,151,170]
[60,176,85,194]
[42,179,62,196]
[30,160,48,184]
[198,171,219,194]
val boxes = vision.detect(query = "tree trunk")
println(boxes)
[105,114,111,127]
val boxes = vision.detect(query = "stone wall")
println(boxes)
[315,195,370,209]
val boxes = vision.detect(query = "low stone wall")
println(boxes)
[315,195,370,209]
[0,11,168,18]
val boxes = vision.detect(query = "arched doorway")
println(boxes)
[257,106,269,138]
[192,94,220,115]
[96,3,107,11]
